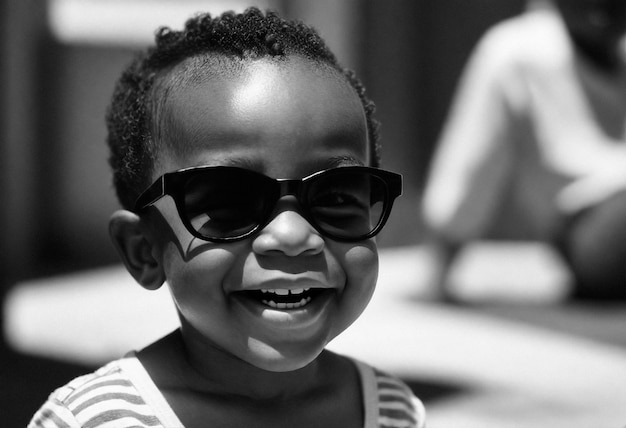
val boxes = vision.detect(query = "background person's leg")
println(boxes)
[559,190,626,300]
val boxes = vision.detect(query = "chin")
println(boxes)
[246,337,323,372]
[257,357,314,373]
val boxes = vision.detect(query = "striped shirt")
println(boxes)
[29,356,425,428]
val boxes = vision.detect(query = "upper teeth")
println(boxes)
[261,288,310,295]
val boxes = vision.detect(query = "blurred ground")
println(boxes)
[4,243,626,427]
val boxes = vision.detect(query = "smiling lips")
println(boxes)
[246,288,325,310]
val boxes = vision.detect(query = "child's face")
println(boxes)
[149,56,378,372]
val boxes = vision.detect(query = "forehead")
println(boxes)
[153,55,369,175]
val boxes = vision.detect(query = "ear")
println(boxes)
[109,210,165,290]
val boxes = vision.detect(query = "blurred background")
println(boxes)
[2,1,626,427]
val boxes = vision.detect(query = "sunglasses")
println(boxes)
[134,165,402,243]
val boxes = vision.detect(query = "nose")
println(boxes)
[252,199,325,256]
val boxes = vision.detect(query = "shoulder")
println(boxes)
[28,357,162,428]
[351,358,426,428]
[474,8,572,72]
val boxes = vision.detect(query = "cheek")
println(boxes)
[161,244,241,315]
[338,241,379,319]
[152,196,251,320]
[349,243,378,289]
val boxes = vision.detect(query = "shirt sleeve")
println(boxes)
[377,374,426,428]
[28,396,81,428]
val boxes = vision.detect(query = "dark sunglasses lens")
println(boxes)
[307,170,386,239]
[182,170,272,240]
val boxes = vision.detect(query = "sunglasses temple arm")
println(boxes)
[134,177,166,212]
[391,174,403,199]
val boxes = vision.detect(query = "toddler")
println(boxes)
[29,8,425,428]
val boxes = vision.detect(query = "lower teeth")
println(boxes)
[262,297,312,309]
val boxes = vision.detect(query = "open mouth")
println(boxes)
[245,288,327,310]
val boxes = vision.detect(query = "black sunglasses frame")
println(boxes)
[134,165,402,243]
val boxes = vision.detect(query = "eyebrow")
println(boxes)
[326,155,366,168]
[185,157,259,170]
[187,155,365,171]
[175,154,367,182]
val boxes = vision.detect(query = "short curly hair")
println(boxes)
[106,7,381,210]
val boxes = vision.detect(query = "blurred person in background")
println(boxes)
[421,0,626,301]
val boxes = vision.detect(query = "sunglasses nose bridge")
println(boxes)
[276,178,302,199]
[270,178,311,221]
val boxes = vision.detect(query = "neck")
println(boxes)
[149,327,324,402]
